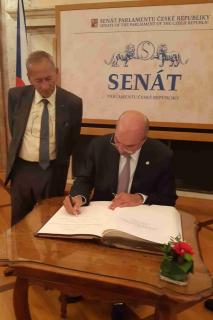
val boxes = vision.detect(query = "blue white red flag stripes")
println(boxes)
[16,0,29,87]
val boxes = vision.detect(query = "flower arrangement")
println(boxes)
[160,236,194,284]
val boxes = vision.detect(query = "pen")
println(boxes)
[69,194,75,206]
[69,195,78,216]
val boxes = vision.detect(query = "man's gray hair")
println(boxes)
[26,51,56,70]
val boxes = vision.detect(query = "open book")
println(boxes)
[36,201,182,253]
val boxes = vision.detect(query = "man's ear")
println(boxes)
[55,67,60,84]
[27,73,32,84]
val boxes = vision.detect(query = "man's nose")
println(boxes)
[40,80,50,89]
[117,144,125,154]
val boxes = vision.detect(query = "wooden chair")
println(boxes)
[197,219,213,231]
[197,216,213,313]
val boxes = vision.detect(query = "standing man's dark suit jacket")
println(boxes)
[70,134,177,206]
[5,85,82,196]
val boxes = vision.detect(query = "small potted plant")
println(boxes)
[160,235,194,285]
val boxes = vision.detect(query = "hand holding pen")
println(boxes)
[63,195,83,215]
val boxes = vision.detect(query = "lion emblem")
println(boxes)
[104,44,135,67]
[153,44,188,67]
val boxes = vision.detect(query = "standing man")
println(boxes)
[5,51,82,225]
[64,110,177,215]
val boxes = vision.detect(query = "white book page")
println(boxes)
[111,205,182,244]
[38,202,117,237]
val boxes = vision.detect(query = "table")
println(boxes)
[0,197,212,320]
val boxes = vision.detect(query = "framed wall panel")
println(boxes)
[56,1,213,140]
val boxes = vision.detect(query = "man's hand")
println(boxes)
[63,195,83,215]
[109,192,144,210]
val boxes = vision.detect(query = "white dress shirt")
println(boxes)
[19,89,56,162]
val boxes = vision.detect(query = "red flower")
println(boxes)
[172,241,193,256]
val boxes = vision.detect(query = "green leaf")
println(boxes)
[184,253,193,262]
[178,261,193,273]
[162,242,172,255]
[161,260,188,281]
[168,272,187,281]
[160,260,172,273]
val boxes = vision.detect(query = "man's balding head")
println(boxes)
[114,111,149,155]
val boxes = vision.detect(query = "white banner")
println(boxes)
[59,3,213,126]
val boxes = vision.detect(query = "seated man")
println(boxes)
[64,110,177,215]
[64,110,177,320]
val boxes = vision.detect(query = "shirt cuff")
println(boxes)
[137,193,148,204]
[79,195,87,205]
[69,194,87,206]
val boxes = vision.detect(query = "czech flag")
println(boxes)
[16,0,29,87]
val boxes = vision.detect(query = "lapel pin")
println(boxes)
[145,161,150,165]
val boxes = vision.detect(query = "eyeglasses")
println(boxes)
[110,134,138,155]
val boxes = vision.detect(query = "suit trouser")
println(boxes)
[10,158,60,226]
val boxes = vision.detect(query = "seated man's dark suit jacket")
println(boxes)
[70,134,177,206]
[5,85,82,196]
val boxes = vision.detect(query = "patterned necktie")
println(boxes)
[117,155,131,193]
[39,99,49,170]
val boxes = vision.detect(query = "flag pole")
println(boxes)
[16,0,29,87]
